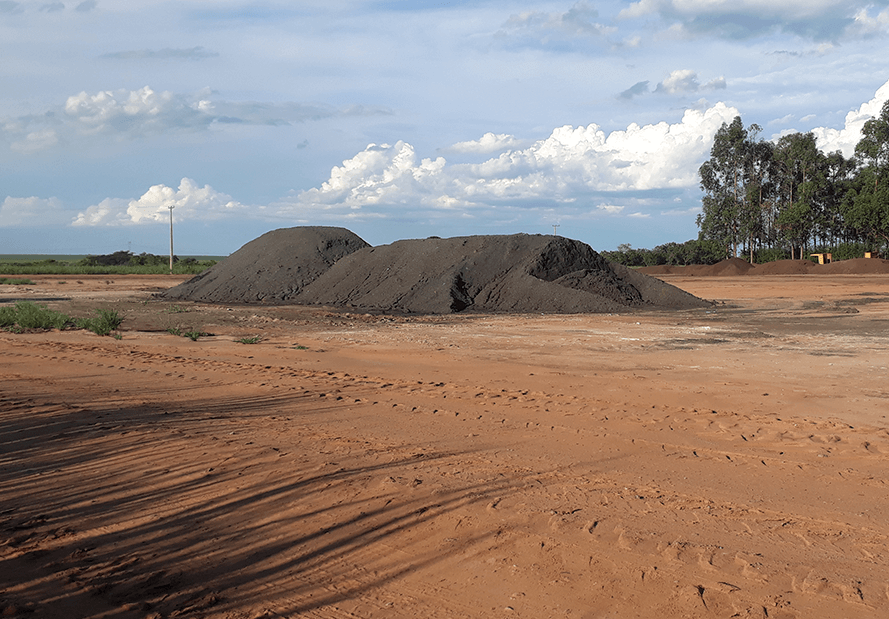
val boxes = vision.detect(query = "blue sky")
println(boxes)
[2,0,889,255]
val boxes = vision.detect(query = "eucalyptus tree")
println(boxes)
[847,100,889,251]
[855,99,889,190]
[817,150,857,246]
[843,167,889,250]
[697,116,759,258]
[741,137,775,261]
[773,132,822,259]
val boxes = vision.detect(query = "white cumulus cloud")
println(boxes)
[656,69,700,94]
[277,142,449,218]
[811,78,889,156]
[0,196,68,226]
[284,101,740,217]
[72,178,250,227]
[1,87,391,153]
[654,71,726,95]
[62,87,210,136]
[442,133,524,155]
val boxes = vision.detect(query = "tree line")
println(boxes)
[79,250,200,267]
[695,100,889,262]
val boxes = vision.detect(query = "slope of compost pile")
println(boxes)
[295,233,709,314]
[162,227,370,303]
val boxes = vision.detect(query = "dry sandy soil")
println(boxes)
[3,273,889,619]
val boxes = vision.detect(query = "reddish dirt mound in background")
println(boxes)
[703,257,758,275]
[752,259,817,275]
[640,257,889,276]
[639,258,755,276]
[822,257,889,274]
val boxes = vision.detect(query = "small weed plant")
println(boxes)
[76,308,124,336]
[183,329,205,341]
[236,335,262,344]
[164,304,189,314]
[166,325,210,341]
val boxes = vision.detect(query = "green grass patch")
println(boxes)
[0,255,84,263]
[0,263,214,275]
[0,277,34,285]
[236,335,262,344]
[1,301,70,330]
[76,308,124,336]
[1,301,123,336]
[0,252,222,275]
[0,305,20,329]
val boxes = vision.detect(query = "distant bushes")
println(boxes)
[601,239,726,267]
[0,251,216,275]
[601,239,875,267]
[752,242,872,263]
[79,250,204,268]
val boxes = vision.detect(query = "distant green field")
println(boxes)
[0,255,86,263]
[0,255,226,263]
[0,254,224,275]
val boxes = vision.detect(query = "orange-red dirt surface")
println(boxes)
[3,273,889,618]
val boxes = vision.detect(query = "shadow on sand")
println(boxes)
[1,383,538,617]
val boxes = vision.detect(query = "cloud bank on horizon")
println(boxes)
[22,82,889,232]
[2,1,889,253]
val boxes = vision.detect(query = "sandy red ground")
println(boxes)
[2,273,889,618]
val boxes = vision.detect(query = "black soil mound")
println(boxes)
[162,226,370,303]
[163,229,709,314]
[296,233,708,314]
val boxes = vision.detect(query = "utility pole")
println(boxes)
[552,224,560,236]
[168,205,175,274]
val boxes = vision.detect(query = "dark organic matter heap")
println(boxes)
[296,233,708,313]
[162,226,370,303]
[164,228,709,313]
